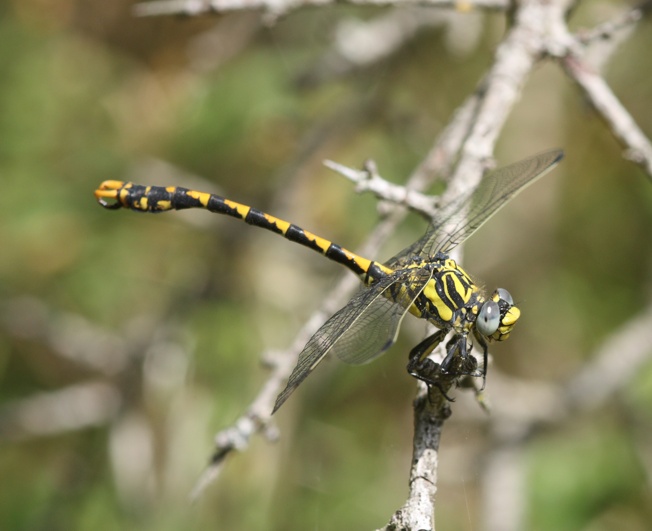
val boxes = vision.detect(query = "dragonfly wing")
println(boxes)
[333,268,433,365]
[273,269,432,413]
[386,149,563,265]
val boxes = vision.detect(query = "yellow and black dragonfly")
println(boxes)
[95,149,563,413]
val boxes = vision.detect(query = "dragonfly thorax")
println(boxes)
[405,256,476,327]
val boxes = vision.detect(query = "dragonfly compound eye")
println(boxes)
[496,287,513,306]
[487,288,521,341]
[476,300,500,337]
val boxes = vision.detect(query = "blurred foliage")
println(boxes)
[1,1,652,530]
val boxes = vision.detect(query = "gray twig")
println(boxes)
[556,2,652,179]
[561,52,652,178]
[134,0,508,19]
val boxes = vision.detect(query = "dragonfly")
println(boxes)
[95,149,563,413]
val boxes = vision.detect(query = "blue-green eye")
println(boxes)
[496,288,513,305]
[477,300,500,336]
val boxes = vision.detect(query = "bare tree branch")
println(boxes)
[0,295,193,466]
[133,0,508,19]
[556,2,652,179]
[324,159,439,219]
[382,390,450,530]
[297,8,484,86]
[561,51,652,178]
[0,382,122,441]
[1,296,129,376]
[565,301,652,412]
[576,0,652,45]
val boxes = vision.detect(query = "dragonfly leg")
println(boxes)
[407,329,447,374]
[439,334,485,384]
[407,330,457,401]
[472,332,489,389]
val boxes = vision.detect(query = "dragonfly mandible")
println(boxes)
[95,149,563,412]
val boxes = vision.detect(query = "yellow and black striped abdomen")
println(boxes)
[95,181,391,284]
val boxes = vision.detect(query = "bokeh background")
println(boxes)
[1,1,652,529]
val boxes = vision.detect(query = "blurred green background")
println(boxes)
[1,1,652,529]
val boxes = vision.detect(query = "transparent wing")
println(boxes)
[334,268,433,365]
[272,268,432,413]
[387,149,563,266]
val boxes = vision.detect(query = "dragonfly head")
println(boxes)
[475,288,520,341]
